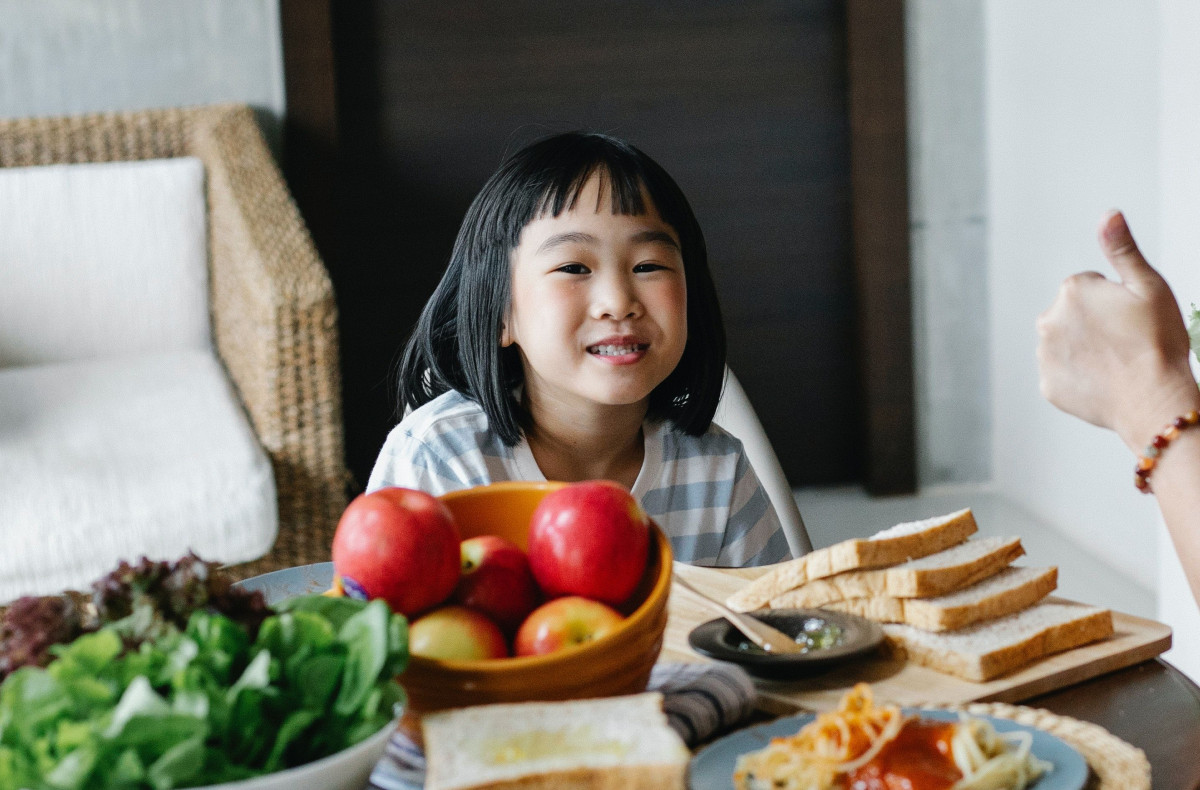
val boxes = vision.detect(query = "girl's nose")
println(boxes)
[591,270,642,320]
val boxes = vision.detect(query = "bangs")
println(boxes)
[534,163,649,222]
[488,134,672,252]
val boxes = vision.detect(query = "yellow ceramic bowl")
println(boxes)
[401,481,673,713]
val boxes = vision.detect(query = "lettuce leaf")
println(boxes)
[0,594,407,790]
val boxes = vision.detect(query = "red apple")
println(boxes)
[331,487,461,617]
[409,605,509,660]
[453,535,541,634]
[527,480,651,606]
[514,596,625,657]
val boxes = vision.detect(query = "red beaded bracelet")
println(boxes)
[1134,409,1200,493]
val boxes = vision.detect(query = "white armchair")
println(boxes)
[0,105,348,601]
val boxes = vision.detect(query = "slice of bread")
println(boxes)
[765,536,1025,608]
[421,692,690,790]
[726,508,978,612]
[882,599,1114,681]
[823,566,1058,631]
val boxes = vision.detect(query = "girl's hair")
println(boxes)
[396,131,727,445]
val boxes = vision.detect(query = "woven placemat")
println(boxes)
[928,701,1150,790]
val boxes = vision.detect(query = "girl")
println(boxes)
[367,132,790,567]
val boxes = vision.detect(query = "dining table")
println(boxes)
[662,563,1198,790]
[259,552,1194,790]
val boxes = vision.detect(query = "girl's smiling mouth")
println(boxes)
[587,336,650,362]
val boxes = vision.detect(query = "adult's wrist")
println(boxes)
[1115,374,1200,455]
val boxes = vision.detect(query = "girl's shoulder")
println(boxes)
[394,389,490,443]
[653,419,745,460]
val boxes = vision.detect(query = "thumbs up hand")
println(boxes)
[1036,211,1197,451]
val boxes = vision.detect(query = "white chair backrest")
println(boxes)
[0,158,210,367]
[713,366,813,557]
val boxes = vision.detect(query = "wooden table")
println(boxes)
[668,563,1196,789]
[1028,658,1200,790]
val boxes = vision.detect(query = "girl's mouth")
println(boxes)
[587,343,650,356]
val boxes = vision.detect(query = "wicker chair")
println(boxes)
[0,104,347,581]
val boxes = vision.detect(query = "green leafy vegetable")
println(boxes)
[0,595,407,790]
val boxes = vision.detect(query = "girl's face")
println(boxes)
[502,173,688,417]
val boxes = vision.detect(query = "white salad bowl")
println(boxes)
[198,715,398,790]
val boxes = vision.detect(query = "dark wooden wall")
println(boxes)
[281,1,912,497]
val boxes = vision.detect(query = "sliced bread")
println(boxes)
[726,508,978,612]
[882,599,1114,682]
[823,566,1058,631]
[421,692,690,790]
[765,536,1025,609]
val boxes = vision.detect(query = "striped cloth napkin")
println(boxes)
[369,661,758,789]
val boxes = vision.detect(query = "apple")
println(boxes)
[527,480,651,606]
[331,487,461,617]
[453,535,541,634]
[409,605,509,660]
[514,596,625,657]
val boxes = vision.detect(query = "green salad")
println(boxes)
[0,558,408,790]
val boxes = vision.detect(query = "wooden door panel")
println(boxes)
[285,0,912,493]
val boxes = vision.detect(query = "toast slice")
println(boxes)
[421,692,689,790]
[823,566,1058,631]
[765,536,1025,609]
[726,508,978,612]
[882,599,1114,682]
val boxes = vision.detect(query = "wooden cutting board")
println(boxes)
[662,562,1172,715]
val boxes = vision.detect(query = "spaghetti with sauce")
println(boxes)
[732,684,1051,790]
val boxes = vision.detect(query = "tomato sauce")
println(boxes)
[841,719,962,790]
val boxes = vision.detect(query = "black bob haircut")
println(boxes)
[396,131,727,445]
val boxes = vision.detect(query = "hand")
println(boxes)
[1036,211,1198,450]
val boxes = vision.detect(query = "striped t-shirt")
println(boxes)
[366,390,791,567]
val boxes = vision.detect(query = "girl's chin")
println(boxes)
[578,391,654,412]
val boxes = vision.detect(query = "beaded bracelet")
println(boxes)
[1134,409,1200,493]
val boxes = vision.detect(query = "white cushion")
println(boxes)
[0,350,277,601]
[0,158,210,367]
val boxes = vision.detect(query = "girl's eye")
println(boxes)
[633,262,669,273]
[555,263,590,274]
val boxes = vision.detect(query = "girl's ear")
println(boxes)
[500,314,514,347]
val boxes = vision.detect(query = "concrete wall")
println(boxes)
[0,0,285,147]
[906,0,991,487]
[984,0,1163,590]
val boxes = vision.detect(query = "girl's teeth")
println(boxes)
[591,344,640,356]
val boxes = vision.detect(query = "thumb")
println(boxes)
[1098,210,1158,297]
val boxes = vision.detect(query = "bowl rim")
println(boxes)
[406,482,674,673]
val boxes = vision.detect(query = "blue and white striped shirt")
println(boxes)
[366,390,790,567]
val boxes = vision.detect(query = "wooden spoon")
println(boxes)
[673,575,805,654]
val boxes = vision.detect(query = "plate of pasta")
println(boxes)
[689,684,1088,790]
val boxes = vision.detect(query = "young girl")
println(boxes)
[367,131,790,567]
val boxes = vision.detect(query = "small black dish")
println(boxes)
[687,608,884,680]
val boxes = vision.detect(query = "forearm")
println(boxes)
[1135,386,1200,609]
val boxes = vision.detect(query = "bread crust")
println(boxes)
[726,509,977,612]
[823,566,1058,631]
[765,537,1024,608]
[882,602,1114,681]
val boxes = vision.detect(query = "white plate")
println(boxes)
[688,708,1088,790]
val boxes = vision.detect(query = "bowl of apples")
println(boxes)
[325,480,673,713]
